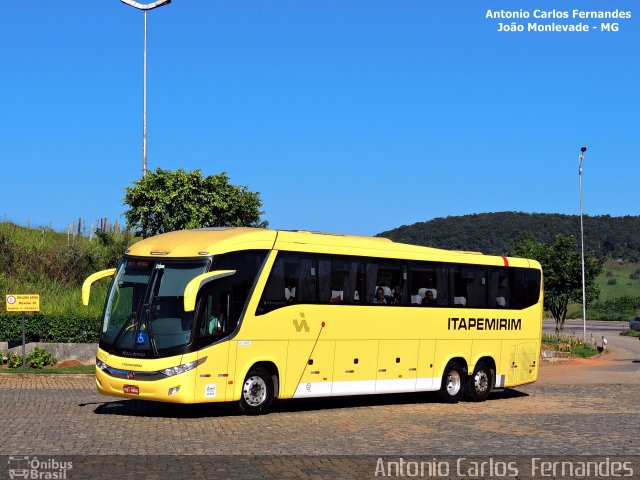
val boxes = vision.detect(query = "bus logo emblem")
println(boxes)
[292,319,309,332]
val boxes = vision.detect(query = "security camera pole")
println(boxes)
[121,0,172,178]
[579,146,587,342]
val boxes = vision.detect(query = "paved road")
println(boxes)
[2,321,639,479]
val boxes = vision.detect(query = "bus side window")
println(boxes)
[371,261,406,305]
[467,267,488,308]
[199,292,224,336]
[318,256,363,304]
[526,269,542,306]
[451,267,467,307]
[409,262,445,306]
[489,268,509,308]
[508,268,528,309]
[258,253,317,313]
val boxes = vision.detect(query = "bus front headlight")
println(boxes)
[161,357,207,378]
[96,358,108,371]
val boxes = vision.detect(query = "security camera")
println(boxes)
[580,146,587,153]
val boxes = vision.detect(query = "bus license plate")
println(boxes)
[123,385,139,395]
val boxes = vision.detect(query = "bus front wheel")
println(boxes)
[239,367,274,415]
[464,363,493,402]
[438,361,465,403]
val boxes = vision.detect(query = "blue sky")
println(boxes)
[1,1,638,236]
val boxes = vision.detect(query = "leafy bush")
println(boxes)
[589,296,640,321]
[541,333,598,358]
[620,329,640,338]
[0,313,101,343]
[26,347,57,369]
[630,269,640,280]
[607,278,617,285]
[7,352,23,368]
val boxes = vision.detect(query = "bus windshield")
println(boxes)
[101,258,208,354]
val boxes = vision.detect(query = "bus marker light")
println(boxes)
[217,373,228,377]
[124,385,139,395]
[228,381,233,385]
[200,374,211,378]
[168,386,180,396]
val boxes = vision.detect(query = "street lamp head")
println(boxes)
[580,146,587,153]
[121,0,171,11]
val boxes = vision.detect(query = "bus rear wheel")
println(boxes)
[239,367,274,415]
[438,361,465,403]
[464,363,493,402]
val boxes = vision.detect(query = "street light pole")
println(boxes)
[579,146,587,342]
[121,0,172,178]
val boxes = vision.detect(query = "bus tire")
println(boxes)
[438,361,465,403]
[239,367,274,415]
[464,363,493,402]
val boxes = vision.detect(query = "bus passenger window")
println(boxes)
[318,256,363,304]
[467,267,488,307]
[409,263,439,306]
[258,253,317,314]
[451,267,468,307]
[369,261,406,305]
[489,268,509,308]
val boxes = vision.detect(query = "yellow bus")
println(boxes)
[82,228,543,414]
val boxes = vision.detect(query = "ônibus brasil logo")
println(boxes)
[7,456,73,479]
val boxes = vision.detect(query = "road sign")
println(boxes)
[5,294,40,312]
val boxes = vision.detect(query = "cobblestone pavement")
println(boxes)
[3,322,638,478]
[1,369,639,479]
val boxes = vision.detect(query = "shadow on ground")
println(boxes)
[90,388,528,418]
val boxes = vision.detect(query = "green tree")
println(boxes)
[123,168,268,238]
[511,234,603,335]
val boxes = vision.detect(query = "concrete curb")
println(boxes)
[0,342,97,364]
[540,349,571,362]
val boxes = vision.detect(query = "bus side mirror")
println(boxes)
[183,270,236,312]
[82,268,116,306]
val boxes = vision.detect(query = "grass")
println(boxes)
[541,332,599,358]
[595,258,640,298]
[0,365,94,374]
[620,329,640,338]
[565,258,640,319]
[0,273,109,317]
[1,221,132,317]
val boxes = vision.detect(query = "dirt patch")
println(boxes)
[50,360,86,368]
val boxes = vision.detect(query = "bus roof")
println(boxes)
[125,227,538,269]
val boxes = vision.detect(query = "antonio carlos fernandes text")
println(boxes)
[374,457,634,477]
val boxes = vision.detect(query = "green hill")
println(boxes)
[378,212,640,262]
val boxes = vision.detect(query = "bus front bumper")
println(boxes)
[95,365,196,404]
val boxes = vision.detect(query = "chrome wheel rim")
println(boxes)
[446,370,461,396]
[243,375,267,406]
[474,370,489,394]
